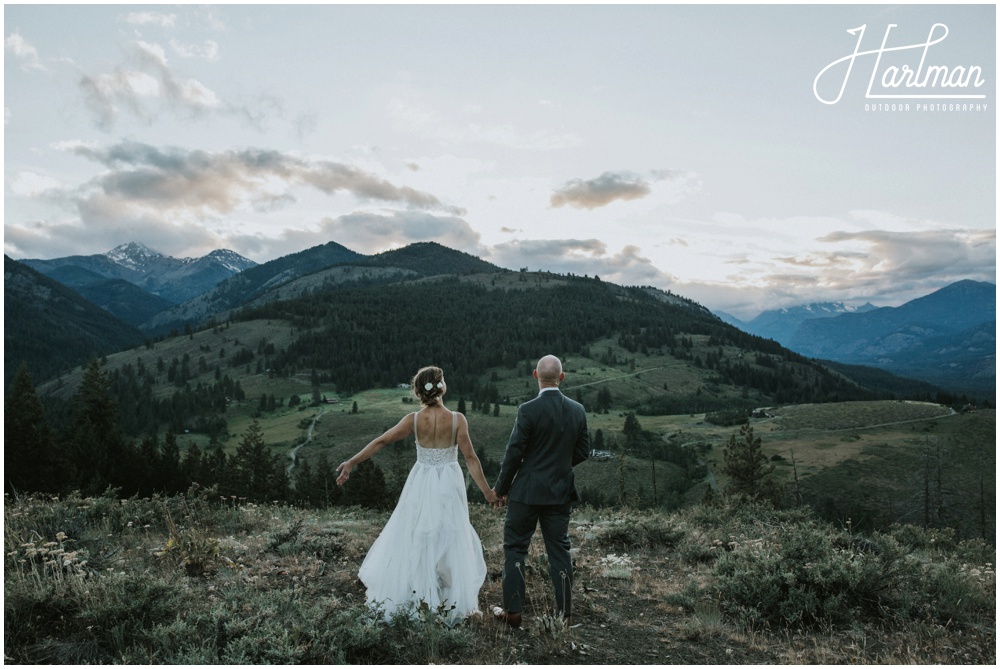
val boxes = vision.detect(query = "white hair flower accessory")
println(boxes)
[423,381,444,391]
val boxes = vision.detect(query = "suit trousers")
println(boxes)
[502,500,573,616]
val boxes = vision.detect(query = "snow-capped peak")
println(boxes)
[105,242,163,270]
[206,249,257,273]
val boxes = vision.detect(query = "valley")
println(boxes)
[33,311,993,540]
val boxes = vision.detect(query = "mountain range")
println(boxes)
[5,240,995,400]
[718,302,880,347]
[720,280,995,396]
[22,242,257,305]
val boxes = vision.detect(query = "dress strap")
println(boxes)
[451,411,458,446]
[413,411,419,445]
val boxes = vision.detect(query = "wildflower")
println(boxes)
[56,532,68,542]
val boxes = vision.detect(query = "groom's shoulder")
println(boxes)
[563,394,586,414]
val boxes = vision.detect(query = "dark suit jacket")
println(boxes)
[494,388,591,505]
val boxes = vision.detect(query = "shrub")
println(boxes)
[595,517,684,550]
[713,525,903,627]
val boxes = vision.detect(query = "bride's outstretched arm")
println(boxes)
[456,414,499,505]
[336,413,413,485]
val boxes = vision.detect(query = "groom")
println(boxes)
[492,354,590,628]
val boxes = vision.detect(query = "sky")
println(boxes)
[3,3,996,320]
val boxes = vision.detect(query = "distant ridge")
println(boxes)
[789,280,995,395]
[22,243,257,304]
[4,256,145,386]
[140,241,505,335]
[141,241,365,333]
[45,266,175,327]
[723,302,880,347]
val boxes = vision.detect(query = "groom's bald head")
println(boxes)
[534,355,564,388]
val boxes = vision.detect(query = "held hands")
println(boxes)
[335,461,353,486]
[487,488,507,510]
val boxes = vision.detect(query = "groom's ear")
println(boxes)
[532,370,539,380]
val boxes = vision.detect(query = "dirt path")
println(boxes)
[286,409,326,476]
[507,367,667,403]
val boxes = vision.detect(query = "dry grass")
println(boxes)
[5,491,995,665]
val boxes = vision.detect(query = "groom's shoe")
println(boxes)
[492,606,522,628]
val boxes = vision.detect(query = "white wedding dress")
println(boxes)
[358,411,487,624]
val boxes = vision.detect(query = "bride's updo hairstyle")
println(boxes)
[412,366,445,406]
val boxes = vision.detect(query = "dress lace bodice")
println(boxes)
[416,444,459,465]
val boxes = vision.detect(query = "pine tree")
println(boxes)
[721,424,779,503]
[343,460,388,509]
[137,434,161,496]
[182,442,204,486]
[293,459,316,506]
[65,358,133,495]
[232,419,287,502]
[313,452,341,508]
[160,431,184,493]
[623,412,642,447]
[4,364,65,494]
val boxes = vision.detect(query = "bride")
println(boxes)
[336,366,498,623]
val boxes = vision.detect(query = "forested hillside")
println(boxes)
[4,256,146,387]
[237,272,878,410]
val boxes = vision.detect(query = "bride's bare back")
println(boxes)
[415,405,459,449]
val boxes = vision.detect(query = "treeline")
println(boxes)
[5,361,399,510]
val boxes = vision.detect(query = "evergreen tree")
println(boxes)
[623,412,642,446]
[207,447,230,494]
[313,452,341,508]
[593,428,605,452]
[182,442,204,486]
[137,434,161,496]
[293,459,316,506]
[232,419,287,502]
[160,431,184,493]
[64,358,133,495]
[5,364,66,494]
[721,424,780,503]
[342,459,388,509]
[457,397,467,415]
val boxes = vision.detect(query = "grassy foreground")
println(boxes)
[5,487,995,664]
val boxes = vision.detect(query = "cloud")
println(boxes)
[321,211,480,253]
[205,210,480,261]
[4,211,224,262]
[77,39,222,129]
[673,224,996,320]
[61,140,463,216]
[4,140,468,260]
[387,98,583,151]
[5,32,47,72]
[813,228,996,290]
[170,38,220,61]
[8,171,64,197]
[121,11,177,28]
[550,169,696,210]
[488,238,675,286]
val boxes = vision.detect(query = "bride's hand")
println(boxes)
[336,461,353,486]
[484,488,499,505]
